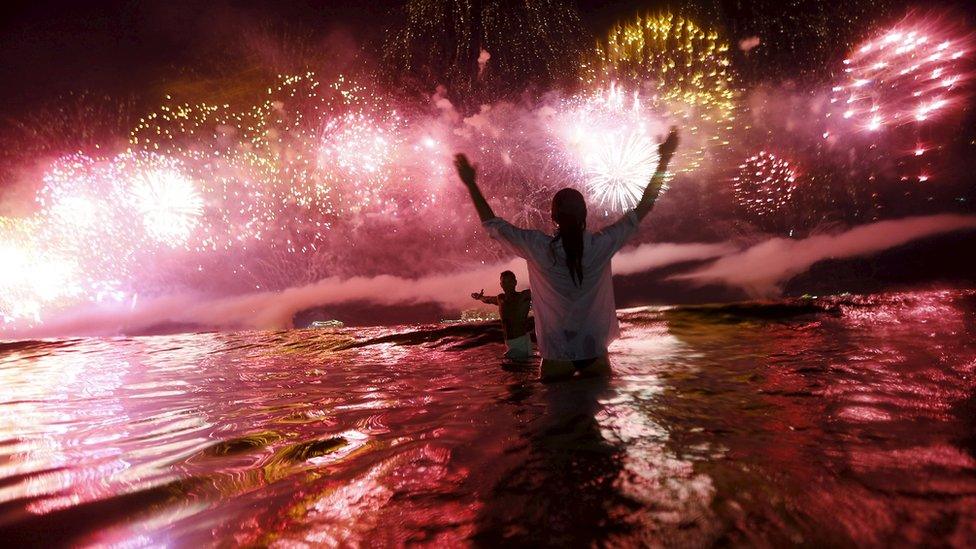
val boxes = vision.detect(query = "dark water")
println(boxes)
[1,290,975,547]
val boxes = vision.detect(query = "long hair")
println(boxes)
[551,188,587,286]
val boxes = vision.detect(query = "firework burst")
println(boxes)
[581,13,737,171]
[129,164,204,245]
[34,154,138,290]
[831,20,970,132]
[582,130,658,212]
[548,85,665,214]
[826,16,973,183]
[732,151,799,218]
[0,216,89,324]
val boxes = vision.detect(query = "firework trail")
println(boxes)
[384,0,587,102]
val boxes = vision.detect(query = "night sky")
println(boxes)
[1,0,975,325]
[4,0,969,118]
[4,1,973,198]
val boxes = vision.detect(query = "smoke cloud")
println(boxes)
[672,214,976,296]
[738,36,761,53]
[8,242,727,338]
[6,215,974,339]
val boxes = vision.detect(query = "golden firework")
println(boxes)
[581,14,737,171]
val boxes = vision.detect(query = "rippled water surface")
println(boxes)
[2,290,975,546]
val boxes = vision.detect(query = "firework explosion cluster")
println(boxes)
[740,17,974,228]
[731,151,799,217]
[825,21,972,183]
[0,7,972,327]
[581,14,737,172]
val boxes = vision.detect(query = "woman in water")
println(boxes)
[453,127,679,381]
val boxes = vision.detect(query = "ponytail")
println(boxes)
[550,188,587,286]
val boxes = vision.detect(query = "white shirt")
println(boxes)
[483,211,640,361]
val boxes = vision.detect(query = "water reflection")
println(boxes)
[0,291,974,545]
[471,373,620,546]
[653,292,976,545]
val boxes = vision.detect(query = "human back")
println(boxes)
[453,126,679,380]
[497,289,531,340]
[482,190,641,363]
[470,270,533,359]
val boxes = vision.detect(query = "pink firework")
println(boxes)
[112,152,204,248]
[319,112,398,178]
[732,151,799,217]
[829,17,971,134]
[35,154,137,285]
[318,110,402,214]
[0,217,84,324]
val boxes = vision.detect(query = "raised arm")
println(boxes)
[454,154,495,222]
[458,152,542,258]
[634,127,679,222]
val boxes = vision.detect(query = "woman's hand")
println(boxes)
[658,126,679,163]
[635,127,680,221]
[454,153,496,221]
[454,154,477,186]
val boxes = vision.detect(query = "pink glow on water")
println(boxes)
[0,291,974,544]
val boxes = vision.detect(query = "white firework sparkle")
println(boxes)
[130,167,204,245]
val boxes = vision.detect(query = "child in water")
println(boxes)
[471,270,533,359]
